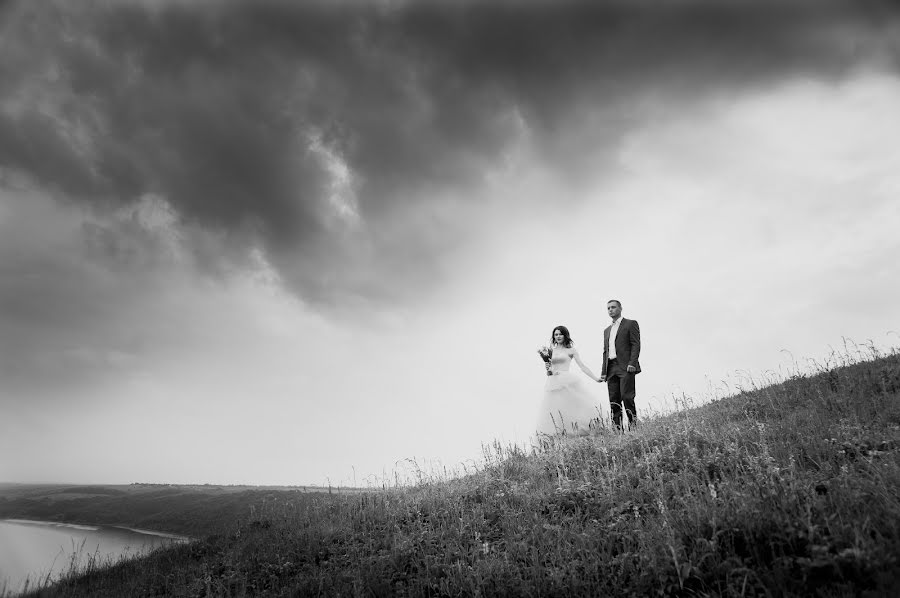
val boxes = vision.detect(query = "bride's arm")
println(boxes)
[572,349,599,381]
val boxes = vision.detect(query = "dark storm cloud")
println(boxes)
[1,0,898,304]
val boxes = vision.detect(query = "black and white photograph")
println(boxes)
[1,0,899,595]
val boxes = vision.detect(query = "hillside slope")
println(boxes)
[18,352,900,597]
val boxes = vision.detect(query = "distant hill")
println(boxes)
[8,351,900,597]
[0,483,355,538]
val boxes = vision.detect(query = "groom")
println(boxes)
[599,299,641,430]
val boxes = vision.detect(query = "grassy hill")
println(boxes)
[10,351,900,597]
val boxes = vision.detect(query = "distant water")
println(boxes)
[0,519,188,596]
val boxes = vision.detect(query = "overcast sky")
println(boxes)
[1,0,898,486]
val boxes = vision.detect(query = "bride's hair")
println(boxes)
[551,325,573,348]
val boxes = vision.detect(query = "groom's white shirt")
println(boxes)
[608,317,622,360]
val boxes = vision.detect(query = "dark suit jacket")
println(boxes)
[602,318,641,377]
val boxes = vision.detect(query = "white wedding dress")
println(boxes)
[535,348,602,436]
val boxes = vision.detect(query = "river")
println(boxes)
[0,519,189,596]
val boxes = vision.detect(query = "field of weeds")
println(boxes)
[12,349,900,597]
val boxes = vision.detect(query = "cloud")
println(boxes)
[1,0,898,307]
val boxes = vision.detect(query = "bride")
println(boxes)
[536,325,602,437]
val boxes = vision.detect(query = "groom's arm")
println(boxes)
[627,320,641,371]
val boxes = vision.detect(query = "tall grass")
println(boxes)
[2,537,177,598]
[14,348,900,597]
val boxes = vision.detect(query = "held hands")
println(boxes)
[598,375,606,383]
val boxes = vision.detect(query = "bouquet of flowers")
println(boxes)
[537,345,553,376]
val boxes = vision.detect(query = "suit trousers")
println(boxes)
[606,358,636,429]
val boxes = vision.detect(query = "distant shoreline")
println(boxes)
[2,518,99,531]
[1,518,191,542]
[114,525,191,541]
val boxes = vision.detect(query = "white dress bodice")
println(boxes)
[550,347,572,373]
